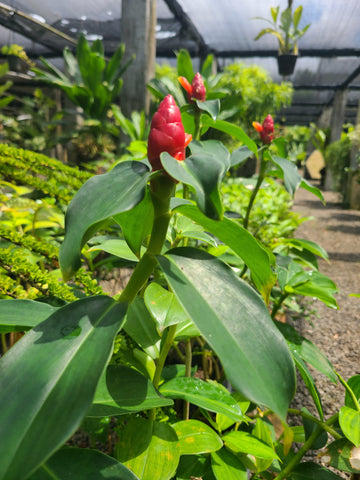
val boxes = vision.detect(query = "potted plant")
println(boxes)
[254,3,310,76]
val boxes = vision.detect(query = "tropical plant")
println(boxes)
[0,70,358,480]
[254,4,311,55]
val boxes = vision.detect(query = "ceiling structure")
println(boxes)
[0,0,359,126]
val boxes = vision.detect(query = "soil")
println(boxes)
[289,182,360,477]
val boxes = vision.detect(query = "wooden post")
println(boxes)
[324,89,347,190]
[120,0,157,116]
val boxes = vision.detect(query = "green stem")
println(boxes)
[243,151,267,230]
[271,292,289,320]
[149,323,178,421]
[288,408,341,439]
[118,175,175,303]
[336,371,360,411]
[194,108,201,142]
[183,339,193,420]
[273,413,339,480]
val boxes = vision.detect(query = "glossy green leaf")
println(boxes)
[285,270,339,309]
[196,99,220,120]
[323,438,360,473]
[174,203,277,303]
[290,462,343,479]
[339,406,360,447]
[252,417,275,472]
[87,365,173,417]
[270,155,302,196]
[60,161,150,281]
[28,447,140,480]
[160,377,244,422]
[223,431,279,460]
[88,238,142,262]
[293,351,323,419]
[0,296,127,480]
[161,142,230,220]
[276,321,337,383]
[0,299,57,333]
[114,189,154,258]
[172,420,223,455]
[124,296,161,359]
[345,375,360,408]
[144,282,193,333]
[216,392,250,432]
[116,417,180,480]
[211,447,248,480]
[201,117,258,156]
[282,238,329,261]
[157,247,295,419]
[300,178,325,203]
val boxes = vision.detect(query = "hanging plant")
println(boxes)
[254,3,311,76]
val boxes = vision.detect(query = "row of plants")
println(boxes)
[0,40,359,480]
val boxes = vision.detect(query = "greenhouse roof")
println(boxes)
[0,0,359,126]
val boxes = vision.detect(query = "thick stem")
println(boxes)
[288,408,341,439]
[118,175,175,303]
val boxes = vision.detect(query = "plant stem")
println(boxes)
[118,175,175,303]
[288,408,341,439]
[271,292,289,320]
[183,339,193,420]
[273,413,339,480]
[243,151,267,230]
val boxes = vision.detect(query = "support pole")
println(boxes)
[120,0,157,116]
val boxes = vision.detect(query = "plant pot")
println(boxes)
[277,54,298,76]
[7,55,28,73]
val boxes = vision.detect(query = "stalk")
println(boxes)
[243,150,267,230]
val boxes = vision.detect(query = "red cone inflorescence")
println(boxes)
[147,94,192,171]
[178,72,206,103]
[253,114,274,144]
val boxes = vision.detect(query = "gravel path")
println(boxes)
[289,184,360,476]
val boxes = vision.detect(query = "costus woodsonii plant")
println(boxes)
[0,56,358,480]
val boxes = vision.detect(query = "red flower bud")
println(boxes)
[252,114,274,144]
[178,72,206,102]
[147,95,192,171]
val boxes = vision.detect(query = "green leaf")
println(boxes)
[345,376,360,409]
[285,270,339,309]
[88,238,143,262]
[270,155,302,196]
[0,296,127,480]
[283,238,329,261]
[177,49,195,82]
[290,462,343,479]
[160,377,244,422]
[275,321,337,383]
[302,407,328,449]
[252,418,275,472]
[216,392,250,432]
[114,188,154,258]
[28,447,140,480]
[144,282,193,333]
[300,178,325,203]
[174,203,277,303]
[157,247,295,419]
[104,43,125,83]
[292,351,323,419]
[124,296,161,359]
[172,420,223,455]
[230,145,254,167]
[211,447,248,480]
[339,406,360,447]
[293,6,303,29]
[87,365,173,417]
[161,145,229,220]
[323,438,360,473]
[223,431,279,460]
[202,117,258,156]
[60,161,150,281]
[196,99,220,120]
[0,299,58,333]
[116,417,180,480]
[177,455,211,480]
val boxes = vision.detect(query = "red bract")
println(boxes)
[253,114,274,144]
[178,72,206,102]
[147,94,192,171]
